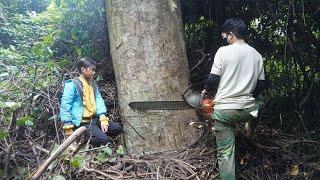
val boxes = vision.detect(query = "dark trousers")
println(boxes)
[80,119,123,146]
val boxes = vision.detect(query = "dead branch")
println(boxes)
[4,144,12,180]
[189,50,210,73]
[34,145,50,154]
[31,126,87,180]
[83,166,120,180]
[78,143,110,154]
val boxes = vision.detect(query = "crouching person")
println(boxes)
[60,57,123,146]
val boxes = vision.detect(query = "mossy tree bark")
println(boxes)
[106,0,199,154]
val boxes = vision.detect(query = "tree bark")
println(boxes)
[106,0,199,154]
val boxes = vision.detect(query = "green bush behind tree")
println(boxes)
[0,0,108,147]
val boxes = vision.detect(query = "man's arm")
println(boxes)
[253,57,266,98]
[203,47,224,96]
[253,80,266,98]
[203,73,220,96]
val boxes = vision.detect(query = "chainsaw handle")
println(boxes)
[198,93,204,108]
[181,82,205,108]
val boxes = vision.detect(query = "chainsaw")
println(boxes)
[129,83,214,120]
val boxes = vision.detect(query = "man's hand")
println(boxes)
[101,125,109,133]
[63,122,74,136]
[201,89,207,95]
[202,89,217,97]
[100,115,110,133]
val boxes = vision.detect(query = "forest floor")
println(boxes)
[13,117,320,179]
[2,68,320,180]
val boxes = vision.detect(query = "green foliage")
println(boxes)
[103,146,113,156]
[70,154,85,168]
[116,145,125,156]
[16,116,34,127]
[96,152,107,163]
[0,1,113,178]
[11,167,29,180]
[0,3,73,177]
[95,145,114,163]
[0,131,8,140]
[1,0,49,14]
[0,101,21,109]
[51,0,109,60]
[0,0,109,133]
[184,16,216,52]
[0,1,61,112]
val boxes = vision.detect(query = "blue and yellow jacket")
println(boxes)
[60,79,107,126]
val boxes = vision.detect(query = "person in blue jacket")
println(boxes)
[60,57,122,145]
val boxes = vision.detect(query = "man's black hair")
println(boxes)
[221,18,247,39]
[77,57,96,72]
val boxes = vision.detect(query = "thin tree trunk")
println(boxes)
[106,0,199,154]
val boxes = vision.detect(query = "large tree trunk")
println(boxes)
[106,0,199,154]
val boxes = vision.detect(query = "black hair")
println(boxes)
[77,57,96,72]
[221,18,247,39]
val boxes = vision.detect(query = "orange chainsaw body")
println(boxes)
[201,97,214,119]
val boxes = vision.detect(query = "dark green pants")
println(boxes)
[212,105,260,180]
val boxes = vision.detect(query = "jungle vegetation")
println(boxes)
[0,0,319,179]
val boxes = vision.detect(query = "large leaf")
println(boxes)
[0,131,8,140]
[71,27,80,41]
[31,42,44,56]
[43,34,54,46]
[75,47,82,56]
[102,146,113,157]
[96,152,106,163]
[8,66,19,73]
[0,72,9,78]
[31,42,53,58]
[70,155,85,168]
[116,145,125,156]
[0,101,22,109]
[55,0,62,7]
[17,116,34,127]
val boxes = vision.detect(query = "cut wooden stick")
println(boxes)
[31,126,87,180]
